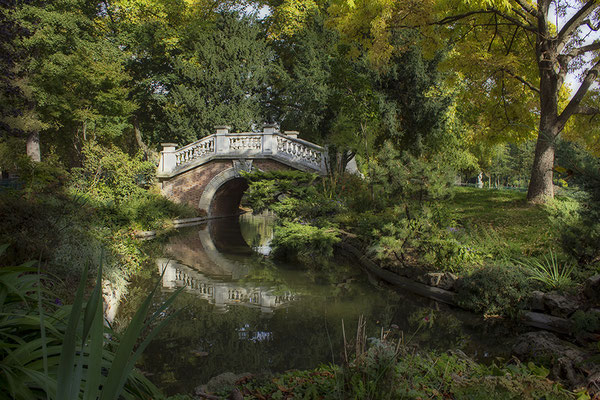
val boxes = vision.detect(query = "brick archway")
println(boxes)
[160,158,294,216]
[198,168,249,217]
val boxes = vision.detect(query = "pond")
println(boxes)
[118,213,523,395]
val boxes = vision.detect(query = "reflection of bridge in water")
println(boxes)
[158,259,296,313]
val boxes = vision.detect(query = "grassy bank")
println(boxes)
[446,186,557,258]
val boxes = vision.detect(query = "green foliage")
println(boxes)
[357,143,461,269]
[570,310,600,336]
[70,141,154,205]
[163,11,273,143]
[224,345,571,399]
[376,40,455,156]
[0,246,182,400]
[0,144,191,302]
[516,250,575,291]
[4,152,70,195]
[370,142,455,209]
[11,0,136,162]
[69,141,193,230]
[549,165,600,265]
[271,221,340,263]
[241,170,317,214]
[268,11,338,143]
[456,263,534,317]
[243,170,346,265]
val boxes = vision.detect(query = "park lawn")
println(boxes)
[444,186,560,259]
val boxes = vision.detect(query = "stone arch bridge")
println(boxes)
[157,125,327,216]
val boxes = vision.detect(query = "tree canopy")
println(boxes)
[1,0,599,202]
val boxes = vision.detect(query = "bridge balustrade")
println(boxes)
[175,136,215,166]
[158,125,327,176]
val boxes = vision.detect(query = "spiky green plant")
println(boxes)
[517,250,575,291]
[0,244,182,399]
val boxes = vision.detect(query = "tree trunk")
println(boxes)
[133,116,150,160]
[528,4,559,204]
[26,131,41,162]
[527,126,556,203]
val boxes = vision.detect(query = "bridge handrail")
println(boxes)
[174,135,215,166]
[273,133,325,170]
[273,132,324,152]
[176,134,216,153]
[158,127,328,175]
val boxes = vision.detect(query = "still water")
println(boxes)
[119,213,520,395]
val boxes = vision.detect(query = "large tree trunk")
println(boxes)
[26,131,41,162]
[528,5,558,204]
[526,126,556,203]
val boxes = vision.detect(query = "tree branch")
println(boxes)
[434,10,497,25]
[556,0,600,52]
[491,8,538,32]
[574,105,600,115]
[501,68,540,93]
[510,7,534,26]
[488,14,499,52]
[583,18,600,31]
[505,26,519,55]
[433,9,537,33]
[512,0,538,17]
[567,41,600,58]
[557,58,600,130]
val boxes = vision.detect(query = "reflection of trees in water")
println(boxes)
[138,288,392,395]
[123,214,517,395]
[239,212,275,254]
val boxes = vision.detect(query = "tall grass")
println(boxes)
[516,250,575,291]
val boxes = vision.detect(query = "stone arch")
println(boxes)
[198,168,249,216]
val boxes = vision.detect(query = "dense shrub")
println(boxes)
[70,141,155,202]
[550,166,600,266]
[0,142,193,298]
[456,263,534,317]
[69,141,194,230]
[369,142,455,210]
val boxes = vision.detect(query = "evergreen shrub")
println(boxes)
[456,263,533,317]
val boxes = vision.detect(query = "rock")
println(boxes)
[521,311,573,334]
[424,272,458,290]
[584,274,600,304]
[543,291,579,318]
[529,291,546,311]
[229,388,244,400]
[512,331,599,390]
[198,372,252,395]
